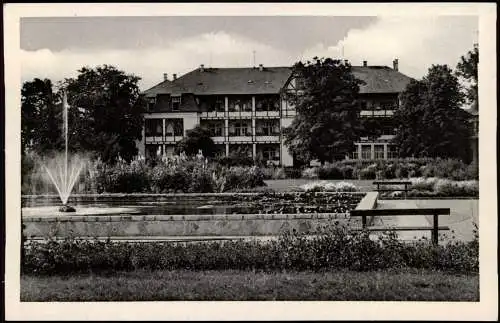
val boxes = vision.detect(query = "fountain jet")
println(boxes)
[42,90,84,212]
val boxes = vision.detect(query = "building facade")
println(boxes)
[138,60,413,166]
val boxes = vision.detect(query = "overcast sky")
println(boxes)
[20,15,478,91]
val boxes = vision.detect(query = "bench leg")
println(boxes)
[432,214,438,245]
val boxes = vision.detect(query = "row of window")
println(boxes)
[201,120,280,137]
[145,119,183,137]
[145,144,281,161]
[352,144,399,160]
[148,95,282,113]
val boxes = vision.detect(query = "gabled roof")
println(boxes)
[143,65,414,97]
[352,66,414,94]
[144,66,292,97]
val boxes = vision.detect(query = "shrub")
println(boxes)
[359,164,377,180]
[317,164,344,180]
[301,167,318,179]
[301,181,358,192]
[407,177,478,197]
[284,167,302,179]
[22,222,478,275]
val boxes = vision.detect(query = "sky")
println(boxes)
[20,15,478,91]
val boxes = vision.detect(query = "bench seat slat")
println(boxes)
[351,208,450,216]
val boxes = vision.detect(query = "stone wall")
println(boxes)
[23,213,349,239]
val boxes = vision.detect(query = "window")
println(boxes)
[164,119,183,136]
[171,96,181,111]
[229,121,251,136]
[205,121,224,137]
[295,77,305,90]
[145,119,163,137]
[361,145,372,160]
[256,119,280,135]
[261,145,280,161]
[228,96,252,112]
[147,97,156,111]
[374,145,385,159]
[387,145,399,159]
[146,144,162,159]
[256,95,280,112]
[203,96,224,112]
[230,145,252,157]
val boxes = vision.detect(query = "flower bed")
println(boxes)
[379,178,479,198]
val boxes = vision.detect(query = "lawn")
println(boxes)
[21,269,479,301]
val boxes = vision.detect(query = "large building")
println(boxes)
[138,60,413,166]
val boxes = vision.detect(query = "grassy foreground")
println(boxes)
[21,269,478,301]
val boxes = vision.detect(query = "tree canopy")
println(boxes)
[175,125,216,157]
[456,44,479,110]
[21,65,146,162]
[21,78,63,155]
[283,57,364,163]
[392,64,472,161]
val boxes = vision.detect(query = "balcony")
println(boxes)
[145,136,163,143]
[200,111,226,119]
[145,136,184,143]
[227,111,252,118]
[255,111,279,118]
[360,110,394,117]
[211,136,225,143]
[164,136,184,143]
[228,136,252,143]
[254,135,280,143]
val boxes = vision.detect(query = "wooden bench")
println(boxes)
[354,191,379,226]
[373,180,412,199]
[350,207,451,245]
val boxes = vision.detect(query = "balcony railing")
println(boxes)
[254,135,280,142]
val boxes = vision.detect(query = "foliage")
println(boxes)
[405,177,479,198]
[21,78,64,154]
[283,57,364,164]
[22,222,478,275]
[175,125,216,157]
[456,44,479,109]
[393,65,472,161]
[21,66,146,162]
[301,181,358,192]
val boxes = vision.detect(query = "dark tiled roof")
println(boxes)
[352,66,414,94]
[143,65,413,96]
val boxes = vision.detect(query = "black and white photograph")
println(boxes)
[4,2,497,321]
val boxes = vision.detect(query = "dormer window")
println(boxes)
[171,95,181,111]
[147,96,156,111]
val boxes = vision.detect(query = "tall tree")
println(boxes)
[393,65,472,161]
[283,57,364,163]
[175,125,216,157]
[21,78,63,154]
[64,65,146,162]
[456,44,479,110]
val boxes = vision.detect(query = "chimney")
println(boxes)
[258,64,264,71]
[363,60,367,67]
[200,64,205,72]
[393,58,399,71]
[173,74,177,80]
[163,73,168,81]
